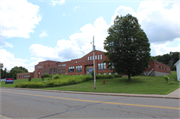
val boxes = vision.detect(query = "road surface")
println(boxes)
[0,88,179,118]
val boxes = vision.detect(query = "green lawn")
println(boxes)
[1,71,179,95]
[0,78,42,88]
[40,71,179,95]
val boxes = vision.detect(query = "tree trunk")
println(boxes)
[128,74,131,82]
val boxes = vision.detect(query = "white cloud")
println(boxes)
[51,0,65,6]
[0,49,28,71]
[110,5,136,25]
[29,17,109,61]
[151,38,180,56]
[29,44,60,61]
[111,0,180,44]
[111,0,180,56]
[0,39,13,48]
[0,0,41,38]
[39,30,48,38]
[63,12,65,16]
[73,6,79,11]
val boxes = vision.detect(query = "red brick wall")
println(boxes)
[16,72,34,79]
[32,50,171,78]
[34,60,57,78]
[144,60,171,74]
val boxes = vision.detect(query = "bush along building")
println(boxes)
[16,50,171,79]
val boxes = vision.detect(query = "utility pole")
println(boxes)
[93,36,96,89]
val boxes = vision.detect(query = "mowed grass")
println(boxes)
[1,71,179,94]
[41,71,179,94]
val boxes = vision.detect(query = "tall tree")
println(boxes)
[104,14,150,81]
[10,66,28,79]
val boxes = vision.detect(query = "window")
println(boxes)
[75,61,77,63]
[58,65,61,66]
[76,65,82,72]
[68,66,74,72]
[159,66,161,69]
[62,64,66,67]
[98,55,99,60]
[90,56,91,60]
[98,63,106,70]
[95,55,97,59]
[100,54,102,59]
[37,66,42,69]
[88,56,89,60]
[54,68,56,74]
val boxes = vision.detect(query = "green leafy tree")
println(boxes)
[150,52,179,70]
[1,69,5,79]
[10,66,28,79]
[104,14,150,81]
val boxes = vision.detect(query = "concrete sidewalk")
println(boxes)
[1,87,180,99]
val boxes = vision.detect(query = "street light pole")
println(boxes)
[93,36,96,89]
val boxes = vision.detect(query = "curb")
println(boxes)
[1,87,179,99]
[0,115,12,119]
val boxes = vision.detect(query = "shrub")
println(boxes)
[43,73,49,78]
[53,74,60,79]
[49,74,53,79]
[46,81,54,87]
[164,75,170,83]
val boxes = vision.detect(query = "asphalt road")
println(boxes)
[0,88,180,118]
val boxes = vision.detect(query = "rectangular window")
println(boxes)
[68,66,74,72]
[95,55,97,59]
[62,64,66,67]
[37,66,42,69]
[100,54,102,59]
[76,65,82,72]
[90,56,91,60]
[88,56,89,60]
[98,63,106,70]
[98,55,99,60]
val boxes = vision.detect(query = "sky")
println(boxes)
[0,0,180,72]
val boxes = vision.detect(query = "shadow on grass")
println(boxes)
[117,77,145,84]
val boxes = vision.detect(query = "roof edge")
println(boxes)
[174,60,180,66]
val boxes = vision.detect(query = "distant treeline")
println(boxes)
[150,52,179,71]
[1,66,28,79]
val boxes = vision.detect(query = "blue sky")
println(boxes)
[0,0,180,72]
